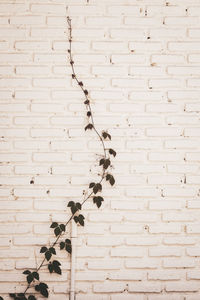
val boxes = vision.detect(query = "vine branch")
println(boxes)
[0,15,116,300]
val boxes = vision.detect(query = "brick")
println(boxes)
[31,128,65,137]
[87,237,123,247]
[149,224,181,234]
[168,42,200,52]
[128,282,162,293]
[151,54,185,64]
[148,270,181,280]
[31,4,66,15]
[146,103,179,113]
[126,237,160,246]
[148,152,183,162]
[111,247,146,257]
[129,42,162,52]
[186,247,200,257]
[149,247,181,257]
[125,258,160,269]
[149,201,182,210]
[10,16,45,25]
[93,282,126,293]
[163,258,195,268]
[111,54,146,64]
[166,282,199,292]
[86,17,121,27]
[147,127,182,137]
[88,259,122,270]
[148,175,182,185]
[108,6,140,15]
[165,17,199,26]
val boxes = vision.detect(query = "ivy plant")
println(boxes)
[0,16,116,300]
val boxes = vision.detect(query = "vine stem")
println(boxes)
[21,16,108,298]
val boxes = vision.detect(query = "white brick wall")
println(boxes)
[0,0,200,299]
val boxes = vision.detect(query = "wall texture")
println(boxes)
[0,0,200,299]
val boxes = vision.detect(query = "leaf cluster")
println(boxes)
[89,182,102,194]
[67,201,82,214]
[40,246,56,261]
[48,260,62,275]
[23,270,39,284]
[35,282,48,298]
[60,238,72,253]
[50,222,66,237]
[74,214,85,226]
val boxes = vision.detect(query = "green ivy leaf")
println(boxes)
[78,214,85,226]
[49,247,56,255]
[32,271,39,280]
[60,224,65,232]
[74,216,79,223]
[45,250,52,261]
[48,262,53,273]
[93,196,104,208]
[102,131,111,140]
[66,244,72,254]
[99,158,105,166]
[40,246,47,253]
[54,226,61,237]
[60,241,65,250]
[93,183,102,194]
[27,273,34,284]
[50,222,58,228]
[89,182,95,188]
[85,123,93,131]
[23,270,31,275]
[109,148,116,157]
[103,159,110,169]
[0,297,4,300]
[52,260,62,275]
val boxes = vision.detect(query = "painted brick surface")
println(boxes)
[0,0,200,299]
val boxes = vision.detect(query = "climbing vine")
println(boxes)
[0,16,116,300]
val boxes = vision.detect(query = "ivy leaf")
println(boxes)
[84,89,88,95]
[76,202,82,210]
[54,226,61,237]
[103,159,110,169]
[110,175,115,186]
[48,262,53,273]
[74,216,79,223]
[60,239,72,253]
[27,273,34,284]
[0,297,4,300]
[59,224,66,232]
[66,244,72,254]
[109,148,116,157]
[52,260,62,275]
[35,283,49,298]
[9,294,16,299]
[93,183,102,194]
[99,158,105,166]
[67,201,75,207]
[78,81,83,86]
[78,214,85,226]
[106,174,115,186]
[102,131,111,140]
[32,271,39,280]
[50,222,58,228]
[40,246,47,253]
[93,196,104,208]
[89,182,95,188]
[23,270,31,275]
[49,247,56,255]
[60,241,65,250]
[45,250,52,261]
[85,123,93,131]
